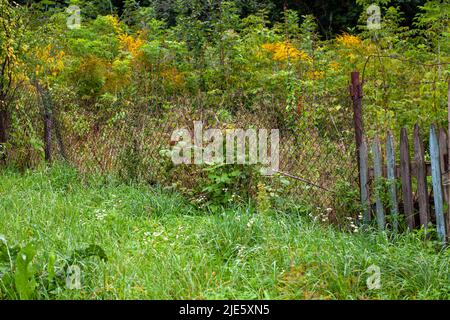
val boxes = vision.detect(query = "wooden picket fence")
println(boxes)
[351,72,450,243]
[359,126,449,241]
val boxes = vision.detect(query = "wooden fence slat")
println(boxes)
[430,125,447,243]
[386,131,399,232]
[359,137,370,225]
[414,124,430,228]
[447,81,450,242]
[439,128,448,203]
[400,128,415,230]
[372,136,385,230]
[351,71,364,165]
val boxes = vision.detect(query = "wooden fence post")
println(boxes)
[372,136,385,230]
[350,71,364,167]
[430,125,446,243]
[359,138,370,224]
[400,128,414,230]
[447,81,450,241]
[386,131,399,232]
[413,124,430,228]
[350,72,370,224]
[438,128,448,203]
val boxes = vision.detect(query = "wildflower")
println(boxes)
[105,15,122,34]
[330,61,340,71]
[143,232,152,245]
[118,33,144,58]
[307,70,324,80]
[336,33,362,47]
[95,209,107,221]
[262,41,312,62]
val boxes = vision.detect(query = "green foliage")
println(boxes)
[331,180,365,228]
[3,1,448,172]
[1,168,450,299]
[0,233,108,299]
[68,244,108,264]
[14,244,37,300]
[256,182,271,214]
[2,1,450,301]
[200,163,252,209]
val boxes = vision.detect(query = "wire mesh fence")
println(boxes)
[52,87,359,209]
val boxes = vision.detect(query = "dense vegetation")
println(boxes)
[0,0,449,300]
[0,1,448,211]
[1,166,449,299]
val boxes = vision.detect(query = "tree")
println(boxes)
[0,0,26,156]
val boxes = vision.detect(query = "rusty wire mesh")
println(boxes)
[55,87,358,209]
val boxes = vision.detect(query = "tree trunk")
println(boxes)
[0,109,7,143]
[0,108,8,161]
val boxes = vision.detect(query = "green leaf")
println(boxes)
[47,252,56,283]
[14,244,37,300]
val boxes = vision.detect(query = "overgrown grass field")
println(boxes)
[0,166,449,299]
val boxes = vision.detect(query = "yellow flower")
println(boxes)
[262,41,312,62]
[105,15,122,34]
[118,34,144,58]
[329,61,340,71]
[347,53,356,61]
[336,33,362,47]
[307,70,324,80]
[261,43,277,52]
[35,45,65,76]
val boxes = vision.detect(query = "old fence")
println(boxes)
[351,71,450,243]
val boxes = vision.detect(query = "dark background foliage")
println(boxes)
[15,0,427,37]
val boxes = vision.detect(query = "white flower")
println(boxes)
[95,209,108,221]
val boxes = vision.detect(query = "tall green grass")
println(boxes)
[0,165,449,299]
